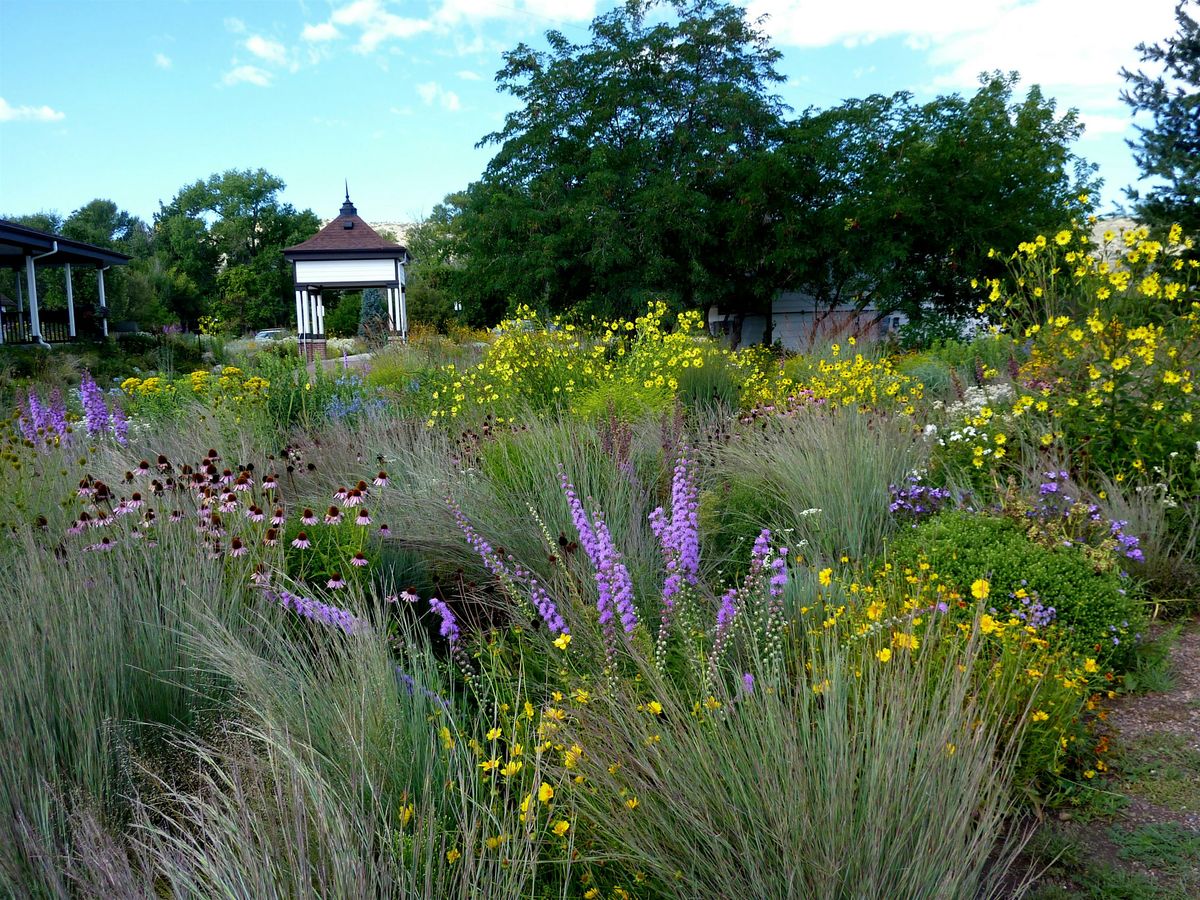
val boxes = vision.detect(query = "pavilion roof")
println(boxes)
[283,192,407,257]
[0,219,132,269]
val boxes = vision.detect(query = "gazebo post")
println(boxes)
[25,255,42,341]
[399,283,408,340]
[312,291,326,359]
[97,266,109,337]
[65,263,76,338]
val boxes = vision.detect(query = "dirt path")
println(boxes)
[1026,619,1200,899]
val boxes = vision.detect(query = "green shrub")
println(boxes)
[569,379,671,422]
[675,351,739,414]
[887,511,1143,668]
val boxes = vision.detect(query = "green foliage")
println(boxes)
[155,168,320,332]
[888,512,1143,668]
[569,379,671,422]
[324,292,361,338]
[450,0,786,321]
[1120,1,1200,234]
[896,315,972,350]
[358,287,389,345]
[704,408,924,565]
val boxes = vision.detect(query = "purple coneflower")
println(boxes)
[229,537,247,557]
[334,486,349,502]
[246,506,265,523]
[271,507,286,526]
[343,489,362,507]
[327,572,346,590]
[262,474,278,491]
[291,531,311,549]
[355,509,371,526]
[374,471,389,487]
[378,523,392,537]
[350,552,369,567]
[263,528,279,546]
[301,508,317,525]
[325,506,342,525]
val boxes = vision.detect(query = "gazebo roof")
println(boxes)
[283,191,408,258]
[0,219,132,269]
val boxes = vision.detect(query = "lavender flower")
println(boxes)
[649,449,701,609]
[428,596,460,644]
[79,372,110,436]
[269,587,365,634]
[448,498,567,635]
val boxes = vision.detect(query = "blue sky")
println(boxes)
[0,0,1181,226]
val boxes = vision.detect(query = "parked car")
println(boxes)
[254,329,285,342]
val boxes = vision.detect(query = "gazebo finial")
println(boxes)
[340,182,357,217]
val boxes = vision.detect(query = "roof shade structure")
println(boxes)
[0,219,131,345]
[283,190,410,360]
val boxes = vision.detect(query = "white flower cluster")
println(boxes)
[945,383,1015,420]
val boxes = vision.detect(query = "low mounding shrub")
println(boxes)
[887,511,1143,668]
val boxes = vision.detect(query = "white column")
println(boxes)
[399,284,408,339]
[300,290,311,339]
[65,263,76,338]
[385,287,395,332]
[314,293,324,336]
[294,289,304,347]
[25,256,41,340]
[16,267,24,315]
[97,267,109,337]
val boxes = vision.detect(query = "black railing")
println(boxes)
[1,309,79,344]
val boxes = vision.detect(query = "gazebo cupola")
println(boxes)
[282,188,410,360]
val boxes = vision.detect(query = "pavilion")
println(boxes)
[283,190,410,360]
[0,219,131,346]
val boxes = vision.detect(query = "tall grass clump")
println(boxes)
[705,406,925,565]
[0,527,251,896]
[561,621,1033,899]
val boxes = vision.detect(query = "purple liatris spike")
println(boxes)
[110,403,129,445]
[428,596,460,644]
[268,587,365,635]
[650,449,701,609]
[47,388,69,439]
[79,371,110,436]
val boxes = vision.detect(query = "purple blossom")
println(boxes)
[449,499,567,635]
[888,473,954,523]
[428,596,460,644]
[268,587,365,635]
[742,673,755,694]
[110,403,129,445]
[649,450,701,608]
[79,372,110,436]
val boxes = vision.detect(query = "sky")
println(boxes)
[0,0,1182,227]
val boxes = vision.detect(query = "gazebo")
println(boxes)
[283,190,410,360]
[0,219,131,345]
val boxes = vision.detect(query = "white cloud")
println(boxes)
[222,65,273,87]
[302,22,340,42]
[457,69,482,81]
[0,97,65,122]
[154,52,172,69]
[748,1,1177,149]
[416,81,461,111]
[432,0,595,27]
[245,35,288,66]
[323,0,431,54]
[225,17,246,34]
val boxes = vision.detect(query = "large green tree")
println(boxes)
[455,0,786,321]
[155,169,319,332]
[1121,0,1200,234]
[750,75,1097,338]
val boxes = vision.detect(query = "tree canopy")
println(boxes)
[1121,0,1200,234]
[155,169,319,332]
[431,0,1097,339]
